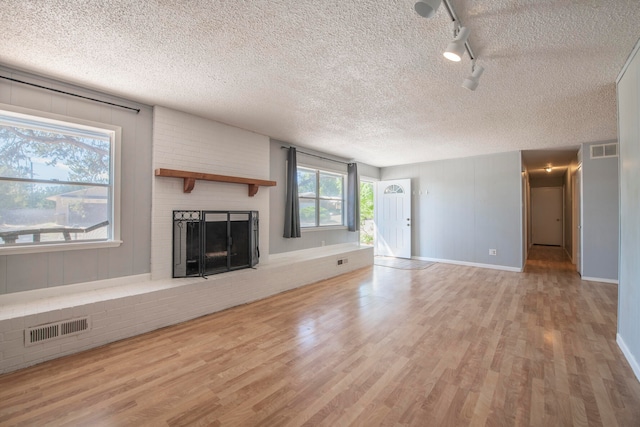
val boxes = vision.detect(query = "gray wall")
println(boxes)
[381,151,523,269]
[581,141,619,281]
[0,67,153,294]
[617,38,640,377]
[358,162,381,181]
[269,139,380,254]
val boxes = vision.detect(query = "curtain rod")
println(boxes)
[0,75,141,113]
[281,146,354,165]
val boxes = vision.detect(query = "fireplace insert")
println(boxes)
[172,210,259,278]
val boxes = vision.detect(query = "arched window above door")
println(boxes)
[384,184,404,194]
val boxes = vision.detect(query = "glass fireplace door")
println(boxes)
[173,210,259,278]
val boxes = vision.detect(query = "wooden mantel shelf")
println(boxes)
[155,168,276,196]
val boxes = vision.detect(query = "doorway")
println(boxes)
[531,187,563,246]
[359,180,374,246]
[375,179,412,258]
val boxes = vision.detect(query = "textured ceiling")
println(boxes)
[1,0,639,167]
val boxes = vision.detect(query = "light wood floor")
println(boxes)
[1,246,639,426]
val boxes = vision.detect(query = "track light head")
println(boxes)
[444,26,470,62]
[462,64,485,91]
[414,0,442,18]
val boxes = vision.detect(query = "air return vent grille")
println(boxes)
[25,317,90,346]
[590,143,618,159]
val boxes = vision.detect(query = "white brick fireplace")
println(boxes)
[151,106,271,279]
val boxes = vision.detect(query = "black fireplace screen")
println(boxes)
[173,210,259,278]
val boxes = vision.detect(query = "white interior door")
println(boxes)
[375,179,411,258]
[531,187,563,246]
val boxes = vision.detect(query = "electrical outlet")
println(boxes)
[489,249,497,256]
[337,259,343,265]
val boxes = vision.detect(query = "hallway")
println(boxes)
[0,248,639,426]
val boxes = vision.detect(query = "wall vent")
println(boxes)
[591,143,618,159]
[25,317,91,347]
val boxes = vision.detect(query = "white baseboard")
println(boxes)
[412,256,522,273]
[564,247,574,264]
[617,334,640,383]
[581,276,619,285]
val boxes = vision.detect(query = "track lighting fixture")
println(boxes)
[414,0,442,18]
[462,62,484,91]
[444,26,470,62]
[413,0,486,90]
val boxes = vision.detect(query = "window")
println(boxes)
[384,184,404,194]
[297,166,345,228]
[0,105,121,252]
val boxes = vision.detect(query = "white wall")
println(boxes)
[581,141,619,282]
[151,107,271,279]
[381,151,523,270]
[0,67,153,294]
[616,37,640,381]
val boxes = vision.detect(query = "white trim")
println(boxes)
[412,256,523,272]
[617,333,640,383]
[297,165,347,228]
[617,36,640,84]
[0,239,123,255]
[564,247,574,264]
[297,160,347,175]
[0,102,122,253]
[581,276,619,285]
[301,225,348,233]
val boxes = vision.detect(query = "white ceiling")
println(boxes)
[1,1,638,167]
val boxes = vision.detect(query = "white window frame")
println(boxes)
[0,103,122,255]
[297,165,346,229]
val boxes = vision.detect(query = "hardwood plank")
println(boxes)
[1,245,639,426]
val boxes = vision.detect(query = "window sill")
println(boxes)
[301,226,348,233]
[0,240,123,256]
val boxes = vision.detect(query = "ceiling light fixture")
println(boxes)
[462,62,484,91]
[413,0,485,90]
[444,26,470,62]
[545,166,553,173]
[414,0,442,19]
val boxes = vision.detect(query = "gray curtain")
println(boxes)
[283,147,301,238]
[347,162,360,232]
